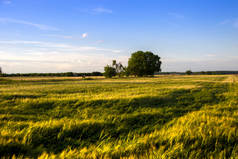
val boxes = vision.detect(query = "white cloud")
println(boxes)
[168,12,184,19]
[93,7,113,14]
[0,46,127,73]
[82,33,88,39]
[0,40,121,53]
[43,34,73,39]
[1,42,238,73]
[0,40,125,73]
[0,18,59,31]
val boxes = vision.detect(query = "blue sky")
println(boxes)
[0,0,238,73]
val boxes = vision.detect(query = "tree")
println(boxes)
[104,60,126,78]
[91,72,103,76]
[112,60,125,77]
[127,51,162,77]
[186,70,192,75]
[122,66,130,77]
[104,65,116,78]
[65,72,74,77]
[0,67,2,76]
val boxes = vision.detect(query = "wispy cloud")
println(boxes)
[0,40,121,53]
[205,54,216,57]
[92,7,113,14]
[1,0,11,5]
[0,40,125,73]
[220,19,231,25]
[81,33,88,39]
[220,18,238,29]
[80,7,113,15]
[43,34,90,40]
[0,18,59,31]
[0,55,128,73]
[168,12,184,19]
[43,34,73,39]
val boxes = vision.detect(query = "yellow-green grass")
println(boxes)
[0,75,237,158]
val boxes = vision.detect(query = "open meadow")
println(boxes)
[0,75,238,158]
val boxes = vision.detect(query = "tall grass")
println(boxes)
[0,75,237,158]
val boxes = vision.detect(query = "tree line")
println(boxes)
[0,71,103,77]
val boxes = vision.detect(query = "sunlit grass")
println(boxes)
[0,75,237,158]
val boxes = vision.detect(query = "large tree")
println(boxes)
[127,51,162,76]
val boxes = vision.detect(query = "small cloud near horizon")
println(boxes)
[82,33,88,39]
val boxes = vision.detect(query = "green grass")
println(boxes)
[0,75,238,158]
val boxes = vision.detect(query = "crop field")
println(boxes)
[0,75,238,158]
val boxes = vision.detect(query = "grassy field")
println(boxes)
[0,75,238,158]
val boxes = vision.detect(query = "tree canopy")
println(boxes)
[127,51,161,76]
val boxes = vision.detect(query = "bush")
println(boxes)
[186,70,192,75]
[104,65,116,78]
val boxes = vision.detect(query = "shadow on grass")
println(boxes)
[0,143,30,158]
[1,94,42,100]
[0,83,229,157]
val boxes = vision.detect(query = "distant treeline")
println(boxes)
[158,71,238,75]
[1,71,238,77]
[0,72,103,77]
